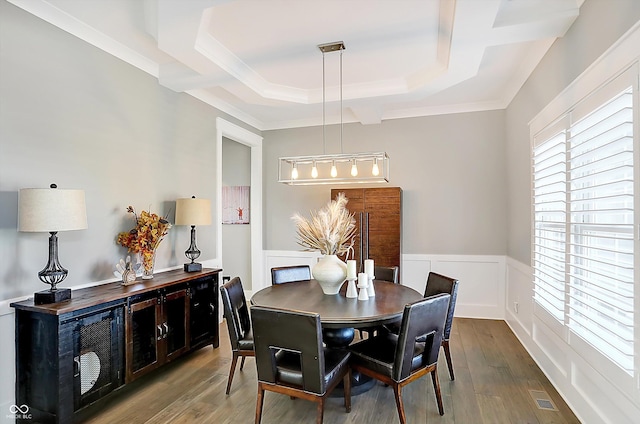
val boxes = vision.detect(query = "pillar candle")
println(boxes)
[347,260,357,280]
[364,259,374,278]
[357,272,368,288]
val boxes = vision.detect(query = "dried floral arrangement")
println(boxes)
[291,192,357,256]
[116,206,171,273]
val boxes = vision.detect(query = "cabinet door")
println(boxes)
[72,306,124,411]
[189,277,217,348]
[332,187,402,271]
[164,288,190,361]
[125,297,162,382]
[364,187,401,269]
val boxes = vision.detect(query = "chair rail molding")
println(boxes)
[264,251,506,320]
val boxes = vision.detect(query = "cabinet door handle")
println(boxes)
[157,325,163,340]
[163,323,168,338]
[209,303,215,314]
[73,356,80,377]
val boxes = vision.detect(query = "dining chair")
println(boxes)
[349,293,451,422]
[374,265,399,283]
[252,305,352,424]
[423,272,459,380]
[220,276,254,395]
[270,265,311,285]
[358,265,400,339]
[382,271,459,380]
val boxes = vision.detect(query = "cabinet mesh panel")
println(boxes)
[79,319,111,397]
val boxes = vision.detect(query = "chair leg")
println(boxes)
[343,368,352,412]
[442,339,454,380]
[430,367,445,416]
[255,384,265,424]
[240,355,247,370]
[392,384,406,424]
[225,351,239,395]
[316,398,324,424]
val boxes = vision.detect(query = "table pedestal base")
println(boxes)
[322,327,375,397]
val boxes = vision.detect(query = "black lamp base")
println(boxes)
[184,262,202,272]
[34,288,71,305]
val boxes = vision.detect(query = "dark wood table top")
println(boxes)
[10,268,221,315]
[250,280,422,329]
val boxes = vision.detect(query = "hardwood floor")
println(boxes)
[80,318,580,423]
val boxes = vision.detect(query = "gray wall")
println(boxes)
[0,0,256,299]
[263,111,507,255]
[505,0,640,264]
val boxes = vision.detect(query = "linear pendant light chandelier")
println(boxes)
[278,41,389,185]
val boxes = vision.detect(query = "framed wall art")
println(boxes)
[222,185,250,224]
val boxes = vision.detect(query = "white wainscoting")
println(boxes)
[264,251,506,320]
[504,257,640,424]
[402,254,506,319]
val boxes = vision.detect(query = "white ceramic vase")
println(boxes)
[313,254,347,295]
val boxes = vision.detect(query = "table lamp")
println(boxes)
[19,184,88,304]
[175,196,212,272]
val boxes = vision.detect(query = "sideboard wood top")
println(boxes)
[10,268,221,316]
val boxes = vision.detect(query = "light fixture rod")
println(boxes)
[340,46,343,155]
[317,41,346,155]
[322,47,326,155]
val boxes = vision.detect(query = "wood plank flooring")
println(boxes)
[80,318,580,423]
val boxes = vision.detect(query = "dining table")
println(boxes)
[250,279,423,394]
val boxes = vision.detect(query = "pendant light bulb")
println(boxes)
[351,159,358,177]
[311,161,318,178]
[291,163,298,180]
[372,158,380,176]
[330,160,338,178]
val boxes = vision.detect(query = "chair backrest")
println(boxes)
[393,293,450,381]
[251,305,325,394]
[374,265,399,284]
[424,272,459,340]
[220,277,251,350]
[271,265,311,285]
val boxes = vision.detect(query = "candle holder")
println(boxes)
[357,272,369,301]
[367,275,376,297]
[346,278,358,298]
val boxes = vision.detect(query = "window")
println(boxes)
[532,67,637,376]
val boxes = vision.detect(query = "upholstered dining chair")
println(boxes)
[383,271,459,380]
[349,293,451,422]
[220,277,254,395]
[358,265,400,339]
[423,272,459,380]
[270,265,311,285]
[252,305,352,424]
[374,265,399,284]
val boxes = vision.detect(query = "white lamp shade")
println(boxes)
[175,197,212,226]
[19,188,88,232]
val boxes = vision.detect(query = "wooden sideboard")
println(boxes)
[10,268,221,424]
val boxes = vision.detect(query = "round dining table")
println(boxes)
[251,279,422,395]
[251,279,422,331]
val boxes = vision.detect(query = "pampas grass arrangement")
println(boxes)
[292,192,357,256]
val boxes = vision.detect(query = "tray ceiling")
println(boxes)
[8,0,584,130]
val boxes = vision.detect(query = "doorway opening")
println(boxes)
[215,118,263,294]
